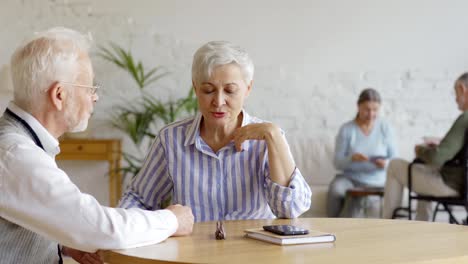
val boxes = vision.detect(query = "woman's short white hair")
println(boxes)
[192,41,254,86]
[10,27,92,112]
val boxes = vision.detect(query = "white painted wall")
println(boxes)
[1,0,467,207]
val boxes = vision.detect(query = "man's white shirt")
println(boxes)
[0,102,178,252]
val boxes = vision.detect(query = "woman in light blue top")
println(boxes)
[327,88,397,217]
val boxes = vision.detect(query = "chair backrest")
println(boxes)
[449,129,468,202]
[441,128,468,200]
[402,131,468,222]
[446,128,468,208]
[463,129,468,207]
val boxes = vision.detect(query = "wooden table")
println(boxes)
[102,218,468,264]
[56,138,122,207]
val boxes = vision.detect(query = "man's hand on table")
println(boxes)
[167,204,194,236]
[62,246,103,264]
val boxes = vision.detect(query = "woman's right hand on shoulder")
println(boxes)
[351,153,369,162]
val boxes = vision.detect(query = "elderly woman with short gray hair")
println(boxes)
[120,41,311,222]
[327,88,397,217]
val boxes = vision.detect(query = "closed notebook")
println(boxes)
[244,228,336,245]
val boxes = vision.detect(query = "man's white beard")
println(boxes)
[65,98,90,133]
[68,118,88,133]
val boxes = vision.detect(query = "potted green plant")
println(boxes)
[98,43,198,180]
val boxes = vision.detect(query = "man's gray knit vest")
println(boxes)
[0,111,59,263]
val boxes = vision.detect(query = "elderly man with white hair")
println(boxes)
[383,72,468,221]
[0,27,194,264]
[119,41,312,222]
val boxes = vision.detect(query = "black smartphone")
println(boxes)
[263,225,309,236]
[369,155,387,162]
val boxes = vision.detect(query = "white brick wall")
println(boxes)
[1,0,468,207]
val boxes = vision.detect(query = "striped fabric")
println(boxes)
[0,217,57,264]
[119,111,312,222]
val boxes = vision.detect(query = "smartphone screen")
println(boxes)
[263,225,309,236]
[369,155,387,162]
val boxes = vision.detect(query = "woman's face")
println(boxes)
[194,63,251,128]
[357,101,380,123]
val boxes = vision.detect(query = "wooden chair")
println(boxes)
[346,187,384,217]
[392,130,468,224]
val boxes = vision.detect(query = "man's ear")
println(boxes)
[462,82,468,92]
[46,82,66,111]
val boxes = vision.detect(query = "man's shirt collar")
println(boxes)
[8,101,60,156]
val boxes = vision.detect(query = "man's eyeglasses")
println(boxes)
[60,81,101,95]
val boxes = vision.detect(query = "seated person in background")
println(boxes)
[0,27,193,264]
[119,40,312,222]
[383,73,468,221]
[327,88,397,217]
